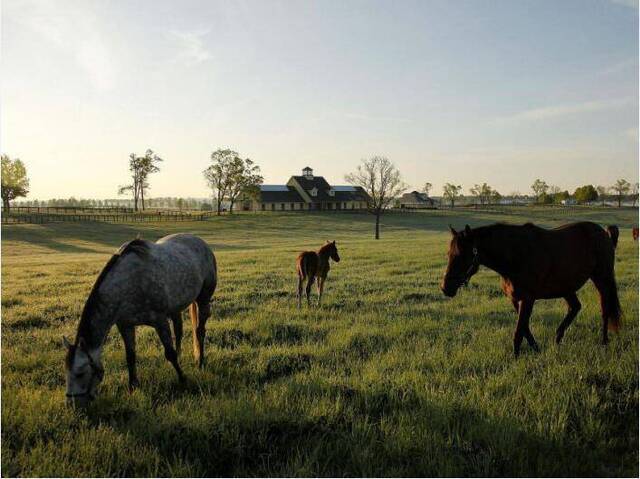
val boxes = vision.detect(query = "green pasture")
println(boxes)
[1,208,638,476]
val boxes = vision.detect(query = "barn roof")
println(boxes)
[258,185,305,203]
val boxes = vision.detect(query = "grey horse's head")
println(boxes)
[64,336,104,408]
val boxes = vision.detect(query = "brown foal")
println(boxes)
[296,241,340,307]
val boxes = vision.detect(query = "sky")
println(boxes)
[1,0,638,200]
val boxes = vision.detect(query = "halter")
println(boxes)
[65,351,104,399]
[461,246,479,286]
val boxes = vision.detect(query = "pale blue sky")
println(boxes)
[2,0,638,199]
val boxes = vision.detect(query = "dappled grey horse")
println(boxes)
[64,233,217,407]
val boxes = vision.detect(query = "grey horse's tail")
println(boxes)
[189,302,201,362]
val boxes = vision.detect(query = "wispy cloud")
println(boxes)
[6,0,117,91]
[343,112,411,123]
[599,57,637,76]
[496,97,635,123]
[168,30,212,65]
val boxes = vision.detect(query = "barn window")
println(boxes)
[261,203,265,211]
[281,203,285,210]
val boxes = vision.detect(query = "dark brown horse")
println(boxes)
[296,241,340,307]
[441,222,621,356]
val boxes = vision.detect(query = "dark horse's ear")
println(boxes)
[332,240,336,245]
[465,225,472,235]
[449,225,457,236]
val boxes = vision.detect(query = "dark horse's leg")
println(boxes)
[171,312,183,357]
[306,274,315,306]
[514,299,538,357]
[154,318,185,382]
[555,294,581,344]
[194,300,211,369]
[117,323,139,391]
[297,275,304,309]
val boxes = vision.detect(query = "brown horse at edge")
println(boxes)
[441,222,621,357]
[296,241,340,307]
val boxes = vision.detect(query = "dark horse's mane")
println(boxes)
[66,239,149,365]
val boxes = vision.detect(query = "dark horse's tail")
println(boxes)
[602,225,622,331]
[607,225,619,249]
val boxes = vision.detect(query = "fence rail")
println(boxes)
[2,211,214,224]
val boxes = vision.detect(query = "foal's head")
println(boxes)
[441,225,479,297]
[64,336,104,408]
[321,240,340,262]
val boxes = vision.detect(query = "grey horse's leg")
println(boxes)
[154,318,185,382]
[117,323,139,391]
[170,312,183,357]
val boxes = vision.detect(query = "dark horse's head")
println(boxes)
[323,240,340,262]
[441,225,479,297]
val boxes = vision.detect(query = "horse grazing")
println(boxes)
[296,241,340,307]
[441,222,621,357]
[64,233,217,407]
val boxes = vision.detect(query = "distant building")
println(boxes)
[243,167,370,211]
[561,198,577,206]
[398,191,438,209]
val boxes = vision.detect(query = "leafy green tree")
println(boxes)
[553,190,570,204]
[611,179,631,207]
[1,154,29,212]
[226,157,263,214]
[442,183,462,208]
[531,179,549,203]
[573,185,598,204]
[345,156,407,239]
[204,149,238,215]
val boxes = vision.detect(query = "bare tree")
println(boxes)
[611,179,631,207]
[118,150,162,211]
[596,185,608,206]
[345,156,407,239]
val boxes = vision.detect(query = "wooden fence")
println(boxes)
[2,211,214,224]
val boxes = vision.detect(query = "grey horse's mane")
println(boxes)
[72,239,149,349]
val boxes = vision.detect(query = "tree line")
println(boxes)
[1,152,638,219]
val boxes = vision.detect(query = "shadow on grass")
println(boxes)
[85,376,635,477]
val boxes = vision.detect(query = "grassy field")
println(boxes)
[2,208,638,477]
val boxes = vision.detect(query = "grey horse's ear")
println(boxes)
[465,224,472,235]
[63,336,72,349]
[449,225,457,236]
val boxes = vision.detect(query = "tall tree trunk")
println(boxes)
[375,211,381,240]
[141,187,145,211]
[618,195,622,207]
[216,190,222,215]
[3,198,10,213]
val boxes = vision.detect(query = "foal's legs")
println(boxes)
[555,293,581,344]
[305,274,315,306]
[117,323,139,391]
[170,312,183,357]
[317,276,326,306]
[513,299,538,357]
[154,318,185,382]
